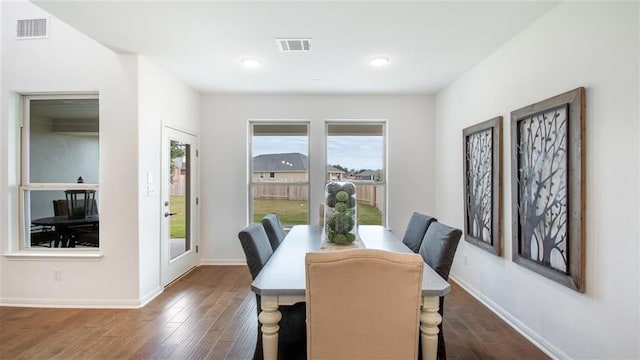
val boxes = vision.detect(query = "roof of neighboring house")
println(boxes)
[327,165,344,173]
[253,152,308,172]
[355,170,380,177]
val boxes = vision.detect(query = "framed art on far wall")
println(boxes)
[462,116,502,256]
[510,87,585,292]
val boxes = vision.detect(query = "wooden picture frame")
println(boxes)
[510,87,585,292]
[463,117,502,255]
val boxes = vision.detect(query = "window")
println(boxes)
[326,122,386,225]
[250,122,309,227]
[20,94,100,249]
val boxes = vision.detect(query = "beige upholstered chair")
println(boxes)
[305,249,424,360]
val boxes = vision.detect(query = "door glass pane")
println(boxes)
[170,140,190,259]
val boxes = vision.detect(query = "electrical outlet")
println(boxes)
[53,269,62,281]
[463,255,468,266]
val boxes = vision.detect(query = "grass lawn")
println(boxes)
[170,195,186,238]
[254,198,382,226]
[173,197,382,237]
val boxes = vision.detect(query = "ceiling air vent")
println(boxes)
[276,38,311,52]
[16,18,49,40]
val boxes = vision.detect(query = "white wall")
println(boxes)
[0,2,201,307]
[200,95,434,263]
[638,4,640,350]
[435,2,639,359]
[137,56,200,300]
[0,1,141,306]
[0,0,4,302]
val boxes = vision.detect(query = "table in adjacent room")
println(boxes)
[31,215,99,248]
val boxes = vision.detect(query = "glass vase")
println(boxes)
[323,181,358,244]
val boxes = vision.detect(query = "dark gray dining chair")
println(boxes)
[418,222,462,360]
[261,213,286,251]
[402,212,437,253]
[238,224,306,360]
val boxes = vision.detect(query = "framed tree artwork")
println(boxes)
[463,116,502,255]
[510,87,585,292]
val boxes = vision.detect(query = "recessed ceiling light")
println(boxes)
[370,56,390,67]
[241,58,261,68]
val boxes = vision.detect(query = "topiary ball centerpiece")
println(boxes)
[324,181,358,244]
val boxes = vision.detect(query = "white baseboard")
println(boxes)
[0,286,163,309]
[138,286,163,307]
[1,297,143,309]
[450,274,570,360]
[200,258,246,266]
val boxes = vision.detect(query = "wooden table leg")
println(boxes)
[420,295,442,360]
[258,295,282,360]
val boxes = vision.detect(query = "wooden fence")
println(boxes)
[171,174,186,195]
[356,183,384,210]
[253,182,384,211]
[253,185,309,200]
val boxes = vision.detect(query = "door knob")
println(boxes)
[164,212,177,217]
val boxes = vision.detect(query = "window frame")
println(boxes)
[249,121,310,227]
[18,93,100,251]
[325,120,387,226]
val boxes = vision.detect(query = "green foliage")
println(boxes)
[332,233,348,244]
[327,212,355,234]
[171,141,186,159]
[325,194,337,208]
[326,182,341,196]
[341,182,356,195]
[335,191,349,202]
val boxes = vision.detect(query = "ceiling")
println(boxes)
[32,1,558,95]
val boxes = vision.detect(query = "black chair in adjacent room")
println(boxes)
[418,222,462,360]
[30,224,56,247]
[53,198,99,247]
[261,213,286,251]
[238,224,306,360]
[74,229,99,247]
[53,198,99,217]
[401,212,437,253]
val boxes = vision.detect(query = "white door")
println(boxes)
[161,126,199,286]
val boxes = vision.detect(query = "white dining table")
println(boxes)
[251,225,451,360]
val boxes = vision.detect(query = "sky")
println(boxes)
[252,135,383,170]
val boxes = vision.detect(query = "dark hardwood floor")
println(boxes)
[0,266,549,360]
